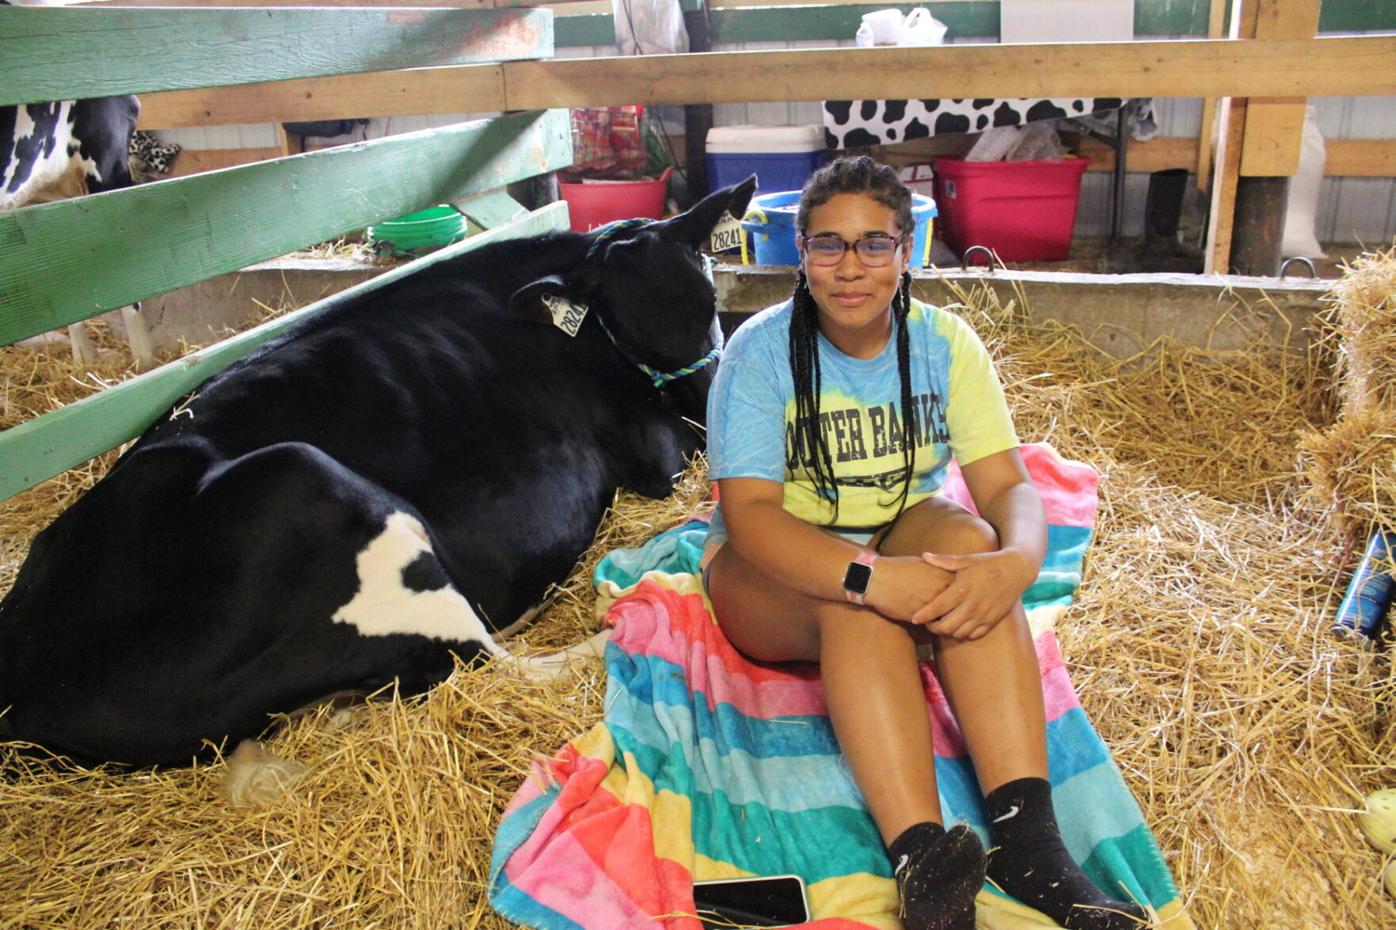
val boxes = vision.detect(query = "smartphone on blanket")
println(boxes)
[693,875,810,928]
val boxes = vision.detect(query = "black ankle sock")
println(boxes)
[886,821,986,930]
[984,778,1149,930]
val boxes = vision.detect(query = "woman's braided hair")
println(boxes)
[789,155,917,524]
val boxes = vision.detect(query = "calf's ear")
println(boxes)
[508,275,572,324]
[657,175,758,247]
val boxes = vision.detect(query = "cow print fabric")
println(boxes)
[822,97,1123,149]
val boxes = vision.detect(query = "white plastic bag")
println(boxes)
[966,127,1021,162]
[854,7,947,47]
[1005,122,1067,161]
[1281,105,1328,259]
[901,7,948,46]
[613,0,689,55]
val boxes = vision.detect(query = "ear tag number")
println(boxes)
[709,211,744,253]
[541,294,588,337]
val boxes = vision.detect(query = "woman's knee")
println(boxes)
[935,513,999,555]
[878,498,999,557]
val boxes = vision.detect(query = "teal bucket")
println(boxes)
[368,205,468,257]
[739,191,938,268]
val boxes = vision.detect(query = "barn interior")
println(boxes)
[2,2,1395,929]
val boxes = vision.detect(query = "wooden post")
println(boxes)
[1195,0,1228,187]
[1230,176,1288,275]
[1204,0,1257,274]
[1227,0,1319,275]
[682,1,713,206]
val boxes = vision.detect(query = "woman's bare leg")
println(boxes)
[707,540,941,845]
[872,500,1048,794]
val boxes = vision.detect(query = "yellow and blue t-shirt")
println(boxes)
[707,298,1019,534]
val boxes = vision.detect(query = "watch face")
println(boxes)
[843,560,873,595]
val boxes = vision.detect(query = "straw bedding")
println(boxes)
[1,267,1393,929]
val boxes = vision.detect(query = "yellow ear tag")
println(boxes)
[540,294,589,337]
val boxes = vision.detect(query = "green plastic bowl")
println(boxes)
[368,205,468,256]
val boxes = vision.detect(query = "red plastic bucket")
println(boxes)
[558,167,673,232]
[932,157,1089,262]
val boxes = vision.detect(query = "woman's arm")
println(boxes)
[719,477,954,623]
[910,447,1046,637]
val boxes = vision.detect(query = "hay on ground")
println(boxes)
[1,270,1393,930]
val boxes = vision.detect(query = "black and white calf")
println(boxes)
[1,0,153,366]
[0,95,140,209]
[0,177,757,768]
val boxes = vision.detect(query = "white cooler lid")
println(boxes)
[706,124,827,154]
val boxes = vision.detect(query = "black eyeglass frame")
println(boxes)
[798,233,909,267]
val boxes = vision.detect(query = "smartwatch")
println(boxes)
[842,550,877,605]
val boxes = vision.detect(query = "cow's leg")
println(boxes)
[67,321,98,364]
[119,303,157,370]
[506,628,611,679]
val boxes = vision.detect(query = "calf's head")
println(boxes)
[70,95,140,193]
[513,177,756,421]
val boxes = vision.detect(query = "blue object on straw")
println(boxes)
[1332,531,1395,646]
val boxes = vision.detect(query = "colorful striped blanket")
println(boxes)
[490,445,1192,929]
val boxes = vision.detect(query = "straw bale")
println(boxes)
[1300,406,1396,544]
[1324,245,1396,416]
[1300,246,1396,540]
[2,277,1394,930]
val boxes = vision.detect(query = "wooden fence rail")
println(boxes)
[0,7,552,106]
[137,35,1396,129]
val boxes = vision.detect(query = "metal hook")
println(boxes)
[961,245,999,272]
[1278,256,1317,279]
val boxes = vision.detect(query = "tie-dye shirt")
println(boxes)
[707,298,1018,533]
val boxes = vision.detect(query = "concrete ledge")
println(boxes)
[139,257,383,349]
[142,257,1333,358]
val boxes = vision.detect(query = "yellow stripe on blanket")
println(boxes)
[596,569,708,618]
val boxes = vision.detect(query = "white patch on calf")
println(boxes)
[0,102,79,212]
[333,511,504,655]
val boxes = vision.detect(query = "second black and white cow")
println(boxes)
[2,87,153,365]
[1,95,140,210]
[0,177,757,768]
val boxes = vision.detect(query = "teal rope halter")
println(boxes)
[584,218,722,390]
[594,315,721,389]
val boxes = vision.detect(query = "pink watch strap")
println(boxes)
[844,550,878,605]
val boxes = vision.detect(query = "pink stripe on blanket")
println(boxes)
[502,742,608,818]
[608,582,830,718]
[507,830,691,930]
[941,444,1099,528]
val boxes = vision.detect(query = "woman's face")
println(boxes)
[799,192,910,357]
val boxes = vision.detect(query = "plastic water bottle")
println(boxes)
[1332,531,1395,646]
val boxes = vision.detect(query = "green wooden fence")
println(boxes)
[0,109,572,344]
[0,6,573,500]
[0,7,553,105]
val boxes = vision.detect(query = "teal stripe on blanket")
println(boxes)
[687,786,888,882]
[491,885,588,930]
[1081,824,1180,908]
[606,665,840,759]
[493,791,560,870]
[613,729,864,814]
[613,724,868,815]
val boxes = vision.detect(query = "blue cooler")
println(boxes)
[741,190,938,268]
[706,125,829,196]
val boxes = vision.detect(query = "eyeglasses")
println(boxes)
[800,233,906,267]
